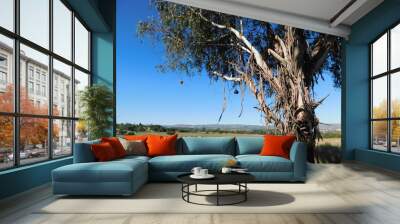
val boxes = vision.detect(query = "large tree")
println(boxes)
[138,1,342,162]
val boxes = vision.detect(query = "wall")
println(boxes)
[0,158,72,199]
[91,0,116,134]
[343,0,400,170]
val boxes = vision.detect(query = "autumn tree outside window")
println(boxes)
[0,0,91,170]
[371,23,400,153]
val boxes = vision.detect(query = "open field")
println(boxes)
[317,137,341,147]
[315,138,341,163]
[133,131,264,137]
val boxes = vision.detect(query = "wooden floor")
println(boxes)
[1,162,400,224]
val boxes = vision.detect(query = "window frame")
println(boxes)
[370,21,400,154]
[0,0,92,171]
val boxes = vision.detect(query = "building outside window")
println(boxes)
[0,71,7,93]
[0,71,6,84]
[28,66,34,80]
[42,85,46,97]
[0,54,7,67]
[0,0,91,170]
[28,81,34,94]
[0,54,7,89]
[35,70,40,81]
[41,73,46,83]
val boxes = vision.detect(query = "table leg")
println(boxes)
[195,184,198,192]
[245,183,247,201]
[217,184,220,206]
[187,184,190,202]
[181,184,183,199]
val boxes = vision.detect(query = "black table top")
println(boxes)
[177,172,255,185]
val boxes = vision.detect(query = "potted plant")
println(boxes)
[79,84,114,140]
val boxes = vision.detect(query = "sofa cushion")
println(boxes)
[236,155,293,172]
[101,137,127,158]
[124,135,148,141]
[236,137,264,155]
[149,154,235,172]
[91,142,118,161]
[260,135,296,159]
[179,137,236,155]
[53,159,147,183]
[119,138,147,156]
[147,134,178,157]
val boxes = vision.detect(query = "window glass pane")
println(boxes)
[20,0,49,49]
[74,69,89,118]
[0,0,14,31]
[53,0,72,60]
[20,44,49,115]
[53,59,72,117]
[0,116,13,170]
[372,76,387,119]
[0,34,14,112]
[391,72,400,118]
[53,119,72,157]
[74,18,89,70]
[391,24,400,70]
[372,121,388,151]
[391,120,400,153]
[20,117,49,165]
[75,120,88,143]
[372,33,387,76]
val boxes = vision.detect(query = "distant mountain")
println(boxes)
[165,123,341,132]
[164,124,270,131]
[319,123,341,132]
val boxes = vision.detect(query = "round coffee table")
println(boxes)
[177,173,255,206]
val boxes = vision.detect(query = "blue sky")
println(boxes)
[116,0,341,125]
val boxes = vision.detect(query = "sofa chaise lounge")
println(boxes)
[52,136,307,196]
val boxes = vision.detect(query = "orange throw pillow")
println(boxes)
[101,137,127,158]
[91,142,117,162]
[146,135,177,157]
[124,135,148,141]
[260,135,296,159]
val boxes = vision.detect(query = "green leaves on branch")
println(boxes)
[79,84,114,140]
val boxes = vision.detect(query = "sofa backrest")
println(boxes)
[235,136,264,155]
[74,136,265,161]
[73,140,100,163]
[177,137,236,155]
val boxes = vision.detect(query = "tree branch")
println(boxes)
[196,11,274,77]
[308,36,334,75]
[212,71,242,82]
[268,49,287,65]
[275,35,288,60]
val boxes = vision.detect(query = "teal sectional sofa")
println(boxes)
[52,137,307,196]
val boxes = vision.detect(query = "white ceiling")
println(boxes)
[225,0,352,23]
[166,0,384,38]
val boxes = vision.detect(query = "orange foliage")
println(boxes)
[0,84,59,149]
[372,99,400,141]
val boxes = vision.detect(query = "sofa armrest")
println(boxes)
[289,141,307,181]
[73,140,100,163]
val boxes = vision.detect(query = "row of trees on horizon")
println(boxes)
[116,123,341,138]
